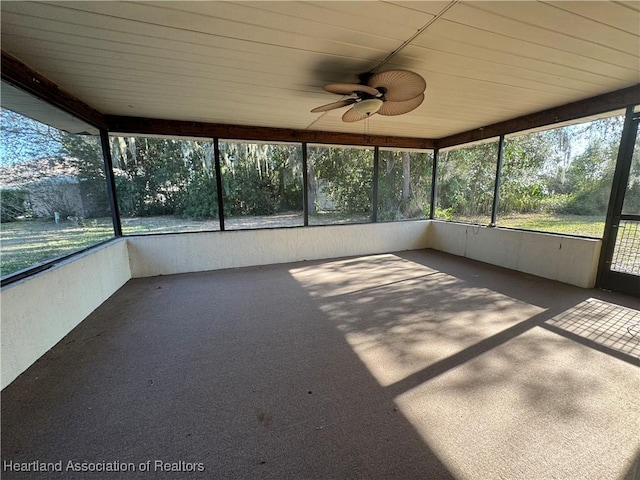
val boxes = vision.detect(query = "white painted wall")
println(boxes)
[429,221,601,288]
[126,220,601,287]
[127,221,431,277]
[1,239,131,389]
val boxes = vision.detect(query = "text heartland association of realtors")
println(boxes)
[3,460,205,473]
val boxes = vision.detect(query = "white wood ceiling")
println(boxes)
[1,1,639,139]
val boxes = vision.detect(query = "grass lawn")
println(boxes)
[0,212,364,277]
[496,213,606,238]
[1,218,115,276]
[2,213,637,279]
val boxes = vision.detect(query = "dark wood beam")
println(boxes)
[435,84,640,149]
[104,115,436,149]
[1,50,107,129]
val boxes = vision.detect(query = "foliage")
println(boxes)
[437,142,498,221]
[431,114,626,226]
[434,206,454,221]
[220,142,302,216]
[1,106,633,235]
[499,133,550,213]
[61,133,111,217]
[179,171,219,219]
[0,189,29,222]
[0,109,63,163]
[308,146,373,216]
[378,150,432,221]
[109,139,303,220]
[621,135,640,214]
[5,90,637,279]
[500,116,623,218]
[111,137,191,216]
[1,109,111,219]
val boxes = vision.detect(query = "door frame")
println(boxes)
[597,105,640,296]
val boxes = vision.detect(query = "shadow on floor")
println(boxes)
[2,249,639,479]
[2,253,457,479]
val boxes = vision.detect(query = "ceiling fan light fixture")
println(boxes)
[312,69,426,122]
[352,98,383,116]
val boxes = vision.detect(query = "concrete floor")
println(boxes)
[2,250,639,480]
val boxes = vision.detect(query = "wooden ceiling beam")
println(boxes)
[1,50,107,130]
[104,115,436,149]
[435,84,640,149]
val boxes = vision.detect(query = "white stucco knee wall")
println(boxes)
[126,221,431,277]
[428,220,601,288]
[0,239,131,389]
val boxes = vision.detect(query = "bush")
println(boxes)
[540,194,574,214]
[567,186,611,215]
[0,189,29,222]
[540,185,612,216]
[178,174,218,219]
[280,182,303,211]
[435,206,454,220]
[224,171,279,216]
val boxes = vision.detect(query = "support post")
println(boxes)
[100,130,122,236]
[302,142,309,226]
[430,149,439,219]
[490,135,505,227]
[214,138,225,231]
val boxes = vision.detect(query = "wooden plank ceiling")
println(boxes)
[1,1,639,139]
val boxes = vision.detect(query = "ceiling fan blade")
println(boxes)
[377,94,425,116]
[323,82,380,97]
[368,70,426,102]
[311,99,357,113]
[342,107,376,123]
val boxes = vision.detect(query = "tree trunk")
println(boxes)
[402,151,411,201]
[385,152,395,191]
[307,154,318,214]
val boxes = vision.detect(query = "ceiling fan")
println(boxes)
[311,70,426,122]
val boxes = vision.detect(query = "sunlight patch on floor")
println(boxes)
[394,327,640,480]
[289,254,441,298]
[290,253,543,386]
[545,298,640,359]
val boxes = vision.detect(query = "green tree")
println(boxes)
[110,137,194,217]
[61,133,111,217]
[308,146,373,216]
[378,150,432,221]
[437,142,497,221]
[499,133,551,214]
[178,142,218,219]
[220,142,302,216]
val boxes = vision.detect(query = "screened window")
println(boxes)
[498,113,624,237]
[621,120,640,215]
[378,149,433,222]
[611,116,640,275]
[109,136,219,235]
[219,141,303,229]
[307,145,374,225]
[436,141,498,225]
[1,86,113,278]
